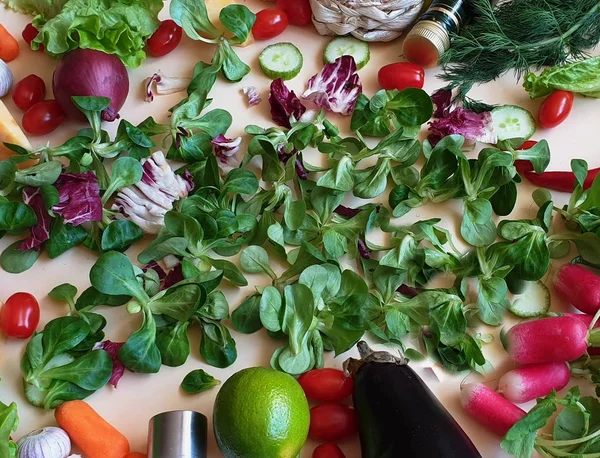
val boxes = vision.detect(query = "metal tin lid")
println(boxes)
[147,410,208,458]
[403,20,451,64]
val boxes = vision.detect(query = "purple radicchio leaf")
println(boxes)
[357,236,370,259]
[94,340,126,388]
[211,134,242,173]
[431,88,453,118]
[143,261,184,291]
[397,284,420,298]
[428,107,497,146]
[295,153,308,180]
[269,78,306,128]
[18,186,51,251]
[52,172,102,226]
[144,71,190,103]
[242,86,262,107]
[112,152,193,234]
[334,205,362,218]
[302,56,362,116]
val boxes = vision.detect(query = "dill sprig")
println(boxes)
[440,0,600,100]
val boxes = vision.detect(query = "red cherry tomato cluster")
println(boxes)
[252,0,313,41]
[147,20,183,57]
[0,292,40,339]
[12,74,65,136]
[538,90,574,129]
[298,368,356,457]
[378,62,425,91]
[276,0,312,26]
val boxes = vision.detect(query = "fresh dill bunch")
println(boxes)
[440,0,600,100]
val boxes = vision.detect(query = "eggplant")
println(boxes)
[344,341,482,458]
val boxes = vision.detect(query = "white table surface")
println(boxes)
[1,2,599,457]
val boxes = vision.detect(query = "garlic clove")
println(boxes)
[0,59,13,98]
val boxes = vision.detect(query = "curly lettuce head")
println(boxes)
[4,0,163,68]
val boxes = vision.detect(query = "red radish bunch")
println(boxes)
[555,264,600,315]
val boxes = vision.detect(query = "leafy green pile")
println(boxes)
[4,0,163,68]
[502,386,600,458]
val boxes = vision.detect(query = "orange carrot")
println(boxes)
[123,453,147,458]
[55,400,130,458]
[0,24,19,62]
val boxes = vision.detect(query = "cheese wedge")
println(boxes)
[206,0,255,47]
[0,100,34,169]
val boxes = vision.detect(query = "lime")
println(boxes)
[213,366,310,458]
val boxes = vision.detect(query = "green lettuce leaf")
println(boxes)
[0,400,18,458]
[524,56,600,99]
[6,0,163,68]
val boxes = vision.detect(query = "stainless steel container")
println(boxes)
[147,410,208,458]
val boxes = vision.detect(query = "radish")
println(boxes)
[460,383,526,436]
[497,362,570,403]
[563,313,600,328]
[555,264,600,314]
[502,316,589,364]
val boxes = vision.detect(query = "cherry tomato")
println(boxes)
[519,140,537,150]
[309,403,357,442]
[147,20,183,57]
[298,369,354,402]
[313,444,346,458]
[252,9,289,40]
[22,100,66,136]
[538,90,574,129]
[378,62,425,91]
[12,75,46,112]
[22,23,43,51]
[276,0,312,26]
[0,292,40,339]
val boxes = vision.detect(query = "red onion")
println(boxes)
[52,49,129,122]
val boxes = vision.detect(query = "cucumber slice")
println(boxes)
[324,37,370,70]
[491,105,536,142]
[509,280,550,318]
[259,42,303,80]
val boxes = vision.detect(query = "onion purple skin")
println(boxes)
[53,49,129,122]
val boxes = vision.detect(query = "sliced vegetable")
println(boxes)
[324,37,370,70]
[55,401,130,458]
[497,362,570,404]
[508,281,550,318]
[0,292,40,339]
[297,368,353,402]
[554,263,600,315]
[252,9,289,40]
[22,100,66,136]
[146,20,183,57]
[460,383,526,436]
[378,62,424,90]
[491,105,536,142]
[53,49,129,122]
[259,42,303,80]
[538,90,574,128]
[502,316,589,364]
[12,75,46,112]
[308,403,357,442]
[0,24,19,62]
[345,342,482,457]
[16,427,71,458]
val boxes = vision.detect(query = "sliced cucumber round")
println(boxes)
[491,105,536,142]
[509,280,550,318]
[324,36,370,70]
[259,42,303,80]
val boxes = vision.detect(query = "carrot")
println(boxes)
[123,453,147,458]
[55,400,130,458]
[0,24,19,62]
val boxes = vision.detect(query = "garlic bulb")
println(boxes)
[0,59,13,97]
[17,427,71,458]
